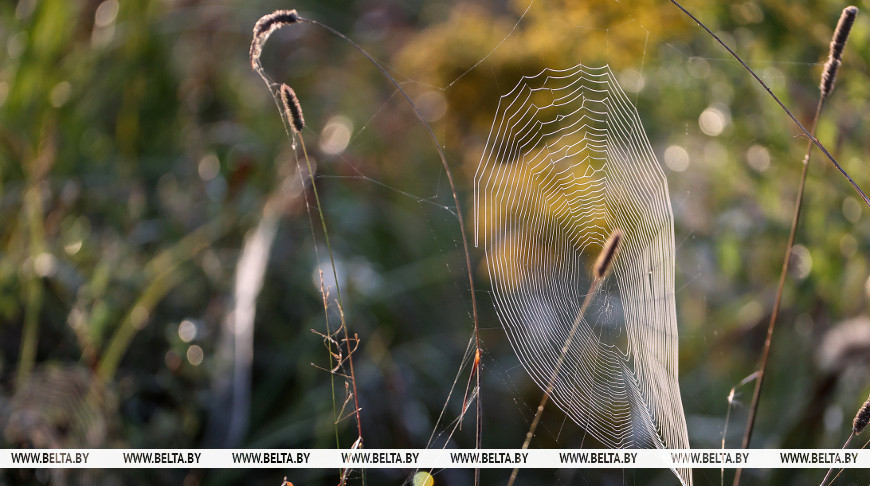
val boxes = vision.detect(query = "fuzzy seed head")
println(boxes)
[280,84,305,133]
[830,7,858,62]
[854,393,870,434]
[820,6,858,98]
[250,10,301,69]
[593,229,623,280]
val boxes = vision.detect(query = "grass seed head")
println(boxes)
[250,10,301,69]
[280,84,305,133]
[594,229,623,280]
[821,6,858,98]
[853,393,870,434]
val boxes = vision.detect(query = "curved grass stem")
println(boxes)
[819,431,854,486]
[256,15,485,484]
[669,0,869,209]
[732,91,825,486]
[253,28,365,486]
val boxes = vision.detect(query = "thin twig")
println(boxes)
[823,392,870,485]
[819,431,854,486]
[827,435,870,485]
[669,0,870,209]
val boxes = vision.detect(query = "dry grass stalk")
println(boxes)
[732,6,858,486]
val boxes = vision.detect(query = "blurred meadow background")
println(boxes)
[2,0,870,484]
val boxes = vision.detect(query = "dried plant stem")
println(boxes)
[507,276,602,486]
[508,230,621,486]
[299,135,366,486]
[297,18,484,462]
[822,390,870,485]
[819,431,854,486]
[669,0,870,209]
[825,436,870,485]
[733,6,857,484]
[731,90,825,486]
[251,17,364,485]
[290,133,364,484]
[318,271,342,451]
[300,135,365,445]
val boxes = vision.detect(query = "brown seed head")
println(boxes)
[853,393,870,434]
[820,6,858,98]
[593,229,623,280]
[250,10,301,69]
[280,84,305,133]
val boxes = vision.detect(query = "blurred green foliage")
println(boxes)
[1,0,870,485]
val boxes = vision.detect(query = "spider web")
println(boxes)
[253,0,870,484]
[262,3,707,485]
[473,63,690,485]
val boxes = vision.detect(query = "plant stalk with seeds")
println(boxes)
[251,11,364,485]
[819,392,870,486]
[507,229,622,486]
[250,9,486,485]
[733,7,858,486]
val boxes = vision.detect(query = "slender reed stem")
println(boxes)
[733,6,857,484]
[296,145,345,476]
[822,391,870,485]
[825,436,870,485]
[731,98,825,486]
[819,431,854,486]
[302,137,365,442]
[507,229,621,486]
[507,277,603,486]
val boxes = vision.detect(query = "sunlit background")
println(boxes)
[2,0,870,484]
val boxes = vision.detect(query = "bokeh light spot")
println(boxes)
[664,145,690,172]
[178,319,197,343]
[698,105,729,136]
[415,91,448,122]
[320,116,353,155]
[842,197,861,223]
[746,144,769,172]
[95,0,119,27]
[412,471,434,486]
[187,345,204,366]
[198,153,220,181]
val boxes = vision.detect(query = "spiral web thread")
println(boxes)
[473,64,691,485]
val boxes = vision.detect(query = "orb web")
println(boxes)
[473,64,691,485]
